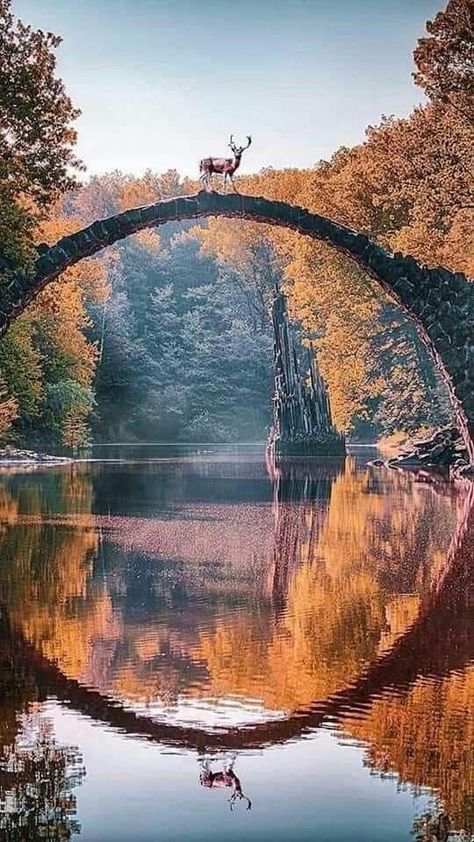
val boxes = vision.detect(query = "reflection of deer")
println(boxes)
[199,134,252,193]
[200,759,252,811]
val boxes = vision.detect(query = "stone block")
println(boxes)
[221,193,244,215]
[313,216,337,240]
[71,229,96,251]
[48,245,70,266]
[452,324,471,347]
[336,227,365,254]
[6,278,24,300]
[57,236,80,256]
[287,204,304,227]
[195,191,220,215]
[435,337,453,357]
[155,199,174,221]
[462,393,474,416]
[442,348,461,372]
[124,208,145,227]
[141,204,160,224]
[453,369,469,390]
[406,295,426,316]
[114,214,134,235]
[19,270,39,290]
[391,275,415,299]
[435,300,453,322]
[176,196,200,217]
[35,254,55,278]
[295,208,312,232]
[251,195,276,220]
[265,200,285,221]
[422,310,438,329]
[452,272,470,290]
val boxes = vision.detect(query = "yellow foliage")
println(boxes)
[344,666,474,833]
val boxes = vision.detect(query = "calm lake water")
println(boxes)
[0,446,472,841]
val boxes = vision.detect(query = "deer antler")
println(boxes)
[229,134,235,147]
[244,135,252,149]
[241,793,252,811]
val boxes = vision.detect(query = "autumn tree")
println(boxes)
[414,0,474,126]
[0,1,102,447]
[0,1,80,206]
[0,0,81,279]
[0,716,85,841]
[0,376,18,440]
[0,211,108,447]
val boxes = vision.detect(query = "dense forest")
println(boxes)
[0,0,472,447]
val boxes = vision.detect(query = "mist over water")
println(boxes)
[0,447,471,841]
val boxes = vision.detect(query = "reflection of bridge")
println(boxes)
[5,485,472,753]
[3,192,473,460]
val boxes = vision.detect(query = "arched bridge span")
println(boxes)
[3,191,473,459]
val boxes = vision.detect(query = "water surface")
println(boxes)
[0,447,472,840]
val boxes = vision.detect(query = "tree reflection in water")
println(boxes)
[412,810,474,842]
[0,459,471,838]
[0,468,91,840]
[0,712,85,841]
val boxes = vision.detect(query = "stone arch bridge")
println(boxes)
[3,191,473,460]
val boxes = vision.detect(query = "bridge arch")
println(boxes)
[3,191,473,460]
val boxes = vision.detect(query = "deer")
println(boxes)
[199,759,252,811]
[199,134,252,193]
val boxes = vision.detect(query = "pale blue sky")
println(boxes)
[14,0,442,178]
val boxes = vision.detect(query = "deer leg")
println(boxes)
[229,174,239,193]
[222,172,227,194]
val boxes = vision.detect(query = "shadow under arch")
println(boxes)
[3,192,473,460]
[3,482,472,753]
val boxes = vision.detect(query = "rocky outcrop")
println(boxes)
[374,426,473,476]
[1,191,472,463]
[268,283,345,461]
[0,446,71,465]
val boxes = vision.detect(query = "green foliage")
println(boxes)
[0,0,82,291]
[0,0,81,209]
[0,0,92,448]
[0,376,18,440]
[0,303,99,448]
[371,305,451,436]
[89,226,274,442]
[0,200,36,288]
[44,380,95,447]
[0,320,43,422]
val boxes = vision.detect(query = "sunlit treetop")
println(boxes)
[0,0,82,210]
[413,0,474,126]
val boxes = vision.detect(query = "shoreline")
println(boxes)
[0,447,72,466]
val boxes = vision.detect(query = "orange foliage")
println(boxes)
[344,666,474,833]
